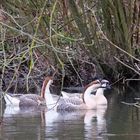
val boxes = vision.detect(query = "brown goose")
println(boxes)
[61,79,110,100]
[56,80,103,111]
[3,76,53,107]
[60,79,110,108]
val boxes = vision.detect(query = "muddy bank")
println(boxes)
[1,59,100,94]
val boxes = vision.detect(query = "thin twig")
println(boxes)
[101,133,140,136]
[110,76,125,86]
[135,63,140,71]
[114,57,140,76]
[121,101,138,106]
[125,79,140,81]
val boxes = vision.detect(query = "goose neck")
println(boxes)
[41,78,52,98]
[83,86,95,104]
[96,88,104,96]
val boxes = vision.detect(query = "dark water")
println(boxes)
[0,86,140,140]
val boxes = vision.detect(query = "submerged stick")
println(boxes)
[121,101,138,106]
[121,101,140,108]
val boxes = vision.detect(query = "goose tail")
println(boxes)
[61,91,69,98]
[3,93,20,106]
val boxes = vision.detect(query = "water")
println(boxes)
[0,86,140,140]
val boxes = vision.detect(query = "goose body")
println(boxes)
[61,79,110,106]
[3,93,47,107]
[3,76,53,107]
[95,88,107,106]
[55,80,103,111]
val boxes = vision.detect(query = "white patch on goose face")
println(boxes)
[101,79,110,89]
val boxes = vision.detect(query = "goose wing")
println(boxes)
[19,94,46,106]
[57,103,86,112]
[60,97,83,105]
[57,97,86,111]
[19,98,39,107]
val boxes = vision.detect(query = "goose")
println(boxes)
[56,79,110,111]
[55,80,104,111]
[3,76,53,107]
[61,79,110,100]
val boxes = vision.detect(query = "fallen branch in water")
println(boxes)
[121,101,140,108]
[134,104,140,108]
[135,98,140,100]
[121,101,138,106]
[100,132,140,136]
[125,79,140,82]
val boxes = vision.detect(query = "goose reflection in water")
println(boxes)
[2,102,107,140]
[44,106,107,139]
[84,108,107,139]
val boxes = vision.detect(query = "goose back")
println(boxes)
[19,94,45,107]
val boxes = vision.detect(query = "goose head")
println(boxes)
[84,79,110,96]
[93,79,110,96]
[101,79,110,89]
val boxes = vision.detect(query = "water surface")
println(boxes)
[0,86,140,140]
